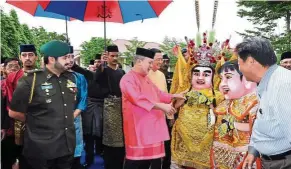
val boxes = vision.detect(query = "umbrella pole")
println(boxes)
[103,0,107,51]
[65,16,69,43]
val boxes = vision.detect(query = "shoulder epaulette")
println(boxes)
[24,69,44,76]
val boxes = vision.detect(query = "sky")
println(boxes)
[0,0,285,50]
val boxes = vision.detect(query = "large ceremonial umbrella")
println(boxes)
[6,0,172,50]
[6,0,74,43]
[38,0,172,50]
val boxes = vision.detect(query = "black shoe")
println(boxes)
[82,163,90,169]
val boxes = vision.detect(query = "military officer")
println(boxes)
[9,40,77,169]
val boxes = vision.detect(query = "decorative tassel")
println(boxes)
[212,0,219,29]
[195,0,200,31]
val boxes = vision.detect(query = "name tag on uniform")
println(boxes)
[41,82,53,90]
[41,85,53,90]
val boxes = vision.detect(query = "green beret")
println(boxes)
[40,40,70,57]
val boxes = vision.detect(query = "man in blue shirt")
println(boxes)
[235,37,291,169]
[67,46,88,169]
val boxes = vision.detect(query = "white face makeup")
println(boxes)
[191,67,213,90]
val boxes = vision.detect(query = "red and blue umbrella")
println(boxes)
[38,0,172,49]
[6,0,74,42]
[6,1,71,21]
[39,0,172,23]
[7,0,172,49]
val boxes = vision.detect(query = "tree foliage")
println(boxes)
[1,9,67,67]
[123,37,147,66]
[1,9,19,58]
[160,36,186,70]
[30,27,67,56]
[237,1,291,60]
[80,37,112,65]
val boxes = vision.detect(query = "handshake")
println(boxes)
[157,103,177,117]
[155,93,186,117]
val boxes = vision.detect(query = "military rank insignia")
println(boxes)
[41,82,53,99]
[67,79,77,93]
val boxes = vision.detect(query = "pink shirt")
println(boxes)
[120,70,172,159]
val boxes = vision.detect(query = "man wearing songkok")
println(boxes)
[72,45,125,169]
[67,45,88,169]
[6,44,38,169]
[280,51,291,70]
[72,53,104,168]
[120,47,184,169]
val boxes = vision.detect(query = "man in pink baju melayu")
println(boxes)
[120,47,184,169]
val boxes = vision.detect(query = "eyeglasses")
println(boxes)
[6,64,20,69]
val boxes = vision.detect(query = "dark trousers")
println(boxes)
[83,134,103,166]
[1,136,18,169]
[25,154,74,169]
[124,159,162,169]
[72,157,84,169]
[162,119,174,169]
[262,154,291,169]
[1,136,31,169]
[162,140,171,169]
[103,145,125,169]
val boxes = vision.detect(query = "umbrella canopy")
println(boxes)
[6,0,76,42]
[6,0,71,21]
[39,0,172,23]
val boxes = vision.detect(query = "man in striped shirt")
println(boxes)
[235,37,291,169]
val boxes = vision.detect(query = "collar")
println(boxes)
[44,68,71,80]
[43,68,54,79]
[257,64,278,97]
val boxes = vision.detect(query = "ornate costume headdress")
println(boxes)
[184,32,234,68]
[185,32,219,67]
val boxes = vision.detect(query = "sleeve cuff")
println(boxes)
[144,101,155,112]
[248,146,260,157]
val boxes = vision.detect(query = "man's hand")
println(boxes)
[161,103,176,116]
[98,52,109,72]
[242,154,256,169]
[172,93,186,100]
[73,110,82,119]
[101,52,108,62]
[1,129,6,141]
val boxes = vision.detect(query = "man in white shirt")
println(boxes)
[147,48,172,169]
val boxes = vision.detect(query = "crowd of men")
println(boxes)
[1,37,291,169]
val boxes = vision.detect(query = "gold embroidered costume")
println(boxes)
[170,32,225,168]
[172,89,223,169]
[212,92,260,169]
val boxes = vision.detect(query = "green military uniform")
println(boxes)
[10,41,77,169]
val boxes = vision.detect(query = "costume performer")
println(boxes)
[211,59,262,169]
[171,32,224,169]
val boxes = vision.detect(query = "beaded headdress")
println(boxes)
[185,31,233,67]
